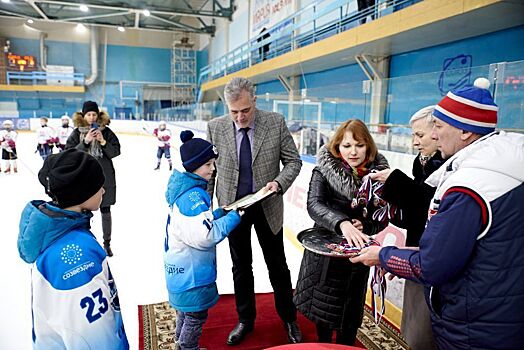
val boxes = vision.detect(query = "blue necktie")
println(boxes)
[237,127,253,199]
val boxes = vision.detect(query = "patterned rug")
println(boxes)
[357,306,408,350]
[138,299,408,350]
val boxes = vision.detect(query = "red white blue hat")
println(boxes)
[434,77,497,135]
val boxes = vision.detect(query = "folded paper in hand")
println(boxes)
[224,188,276,211]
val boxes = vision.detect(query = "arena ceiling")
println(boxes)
[0,0,234,35]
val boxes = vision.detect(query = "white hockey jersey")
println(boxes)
[31,229,129,350]
[154,128,171,148]
[0,129,17,151]
[57,126,74,145]
[36,126,55,145]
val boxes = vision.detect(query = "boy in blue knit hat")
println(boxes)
[164,130,243,350]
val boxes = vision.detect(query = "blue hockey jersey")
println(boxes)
[18,201,129,350]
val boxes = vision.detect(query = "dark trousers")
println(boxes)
[357,0,376,23]
[100,206,112,243]
[228,202,296,325]
[38,144,52,160]
[156,146,171,159]
[175,309,208,350]
[316,323,358,345]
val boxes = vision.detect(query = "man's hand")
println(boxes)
[265,181,279,193]
[350,246,382,266]
[340,221,369,249]
[369,169,393,183]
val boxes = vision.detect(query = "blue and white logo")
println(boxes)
[60,244,83,265]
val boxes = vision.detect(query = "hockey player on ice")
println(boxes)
[0,120,18,173]
[36,117,56,160]
[147,121,173,171]
[57,115,74,152]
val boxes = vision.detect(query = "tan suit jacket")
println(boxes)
[207,108,302,234]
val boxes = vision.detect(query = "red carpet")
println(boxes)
[199,293,365,349]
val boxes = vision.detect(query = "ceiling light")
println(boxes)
[143,9,150,16]
[27,19,34,24]
[79,4,89,12]
[75,23,87,33]
[117,26,125,32]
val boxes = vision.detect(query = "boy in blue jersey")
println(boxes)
[17,148,129,350]
[164,130,243,350]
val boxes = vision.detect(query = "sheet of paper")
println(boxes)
[224,188,276,210]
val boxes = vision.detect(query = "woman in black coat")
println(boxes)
[293,119,388,345]
[371,106,443,350]
[66,101,121,257]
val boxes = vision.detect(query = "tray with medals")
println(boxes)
[297,227,378,258]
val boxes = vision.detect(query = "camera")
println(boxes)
[91,122,99,129]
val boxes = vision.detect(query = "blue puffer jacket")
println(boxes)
[164,170,241,312]
[18,201,129,350]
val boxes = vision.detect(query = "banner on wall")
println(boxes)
[250,0,296,38]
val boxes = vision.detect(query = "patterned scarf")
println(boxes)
[419,152,436,167]
[78,126,103,159]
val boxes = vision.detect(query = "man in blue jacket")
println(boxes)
[352,78,524,349]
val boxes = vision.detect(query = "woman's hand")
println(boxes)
[84,129,96,144]
[94,130,106,146]
[369,169,393,183]
[340,220,369,249]
[351,219,363,231]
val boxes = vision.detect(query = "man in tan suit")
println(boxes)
[207,77,303,345]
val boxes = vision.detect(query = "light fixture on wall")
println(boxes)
[117,26,125,32]
[79,4,89,12]
[75,23,87,33]
[143,9,150,16]
[27,19,34,24]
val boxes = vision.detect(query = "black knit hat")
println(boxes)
[38,149,105,208]
[179,130,218,172]
[82,100,99,115]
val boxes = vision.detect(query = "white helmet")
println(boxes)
[2,120,13,127]
[159,120,167,127]
[61,115,70,122]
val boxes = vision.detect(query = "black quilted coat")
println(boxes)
[293,146,389,332]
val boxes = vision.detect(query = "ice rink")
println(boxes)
[0,130,305,350]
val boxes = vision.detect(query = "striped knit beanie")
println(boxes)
[434,77,497,135]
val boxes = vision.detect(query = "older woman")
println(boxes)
[293,119,389,345]
[370,106,443,350]
[66,101,121,257]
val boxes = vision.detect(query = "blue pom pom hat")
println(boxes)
[434,77,498,135]
[179,130,219,172]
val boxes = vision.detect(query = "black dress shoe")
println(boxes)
[226,322,253,345]
[284,321,302,343]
